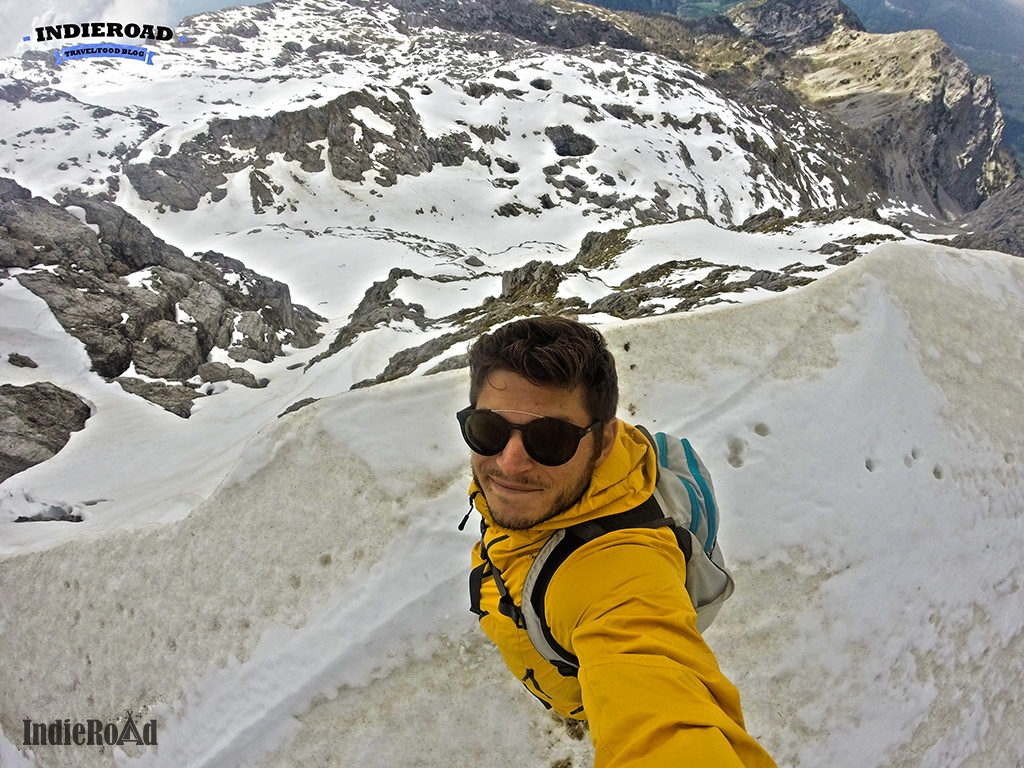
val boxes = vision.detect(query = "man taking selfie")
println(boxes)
[457,315,776,767]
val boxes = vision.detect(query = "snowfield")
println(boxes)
[2,240,1022,768]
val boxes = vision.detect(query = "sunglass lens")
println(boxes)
[464,411,510,456]
[524,418,577,465]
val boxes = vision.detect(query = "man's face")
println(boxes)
[471,369,617,530]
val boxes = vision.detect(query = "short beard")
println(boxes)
[478,439,603,530]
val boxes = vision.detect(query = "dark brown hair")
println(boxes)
[468,316,618,422]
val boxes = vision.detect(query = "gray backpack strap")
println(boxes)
[519,425,737,675]
[520,496,673,677]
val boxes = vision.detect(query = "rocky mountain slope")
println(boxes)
[584,0,1024,165]
[583,0,1019,216]
[1,0,1022,480]
[845,0,1024,165]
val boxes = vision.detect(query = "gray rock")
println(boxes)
[728,0,864,53]
[15,269,169,379]
[278,397,319,418]
[115,377,203,419]
[950,179,1024,257]
[7,353,38,369]
[1,183,323,393]
[133,320,205,380]
[545,125,597,157]
[306,267,425,366]
[0,382,91,482]
[179,281,233,351]
[228,367,267,388]
[500,260,564,302]
[0,196,108,272]
[228,311,277,363]
[197,361,232,382]
[224,20,260,38]
[197,361,266,389]
[60,195,201,275]
[0,178,31,203]
[589,291,644,319]
[198,252,324,350]
[208,35,245,52]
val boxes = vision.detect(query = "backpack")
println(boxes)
[519,426,736,676]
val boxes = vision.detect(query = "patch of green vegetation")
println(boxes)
[577,0,743,20]
[671,0,744,17]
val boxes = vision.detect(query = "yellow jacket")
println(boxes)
[469,421,776,768]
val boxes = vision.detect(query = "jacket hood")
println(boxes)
[469,420,658,541]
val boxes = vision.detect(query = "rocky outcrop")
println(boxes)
[125,89,491,212]
[501,260,565,302]
[0,382,90,482]
[7,353,38,369]
[949,179,1024,257]
[0,182,323,415]
[197,361,269,389]
[306,267,428,369]
[113,378,203,419]
[728,0,865,53]
[545,125,598,157]
[321,228,827,389]
[0,177,32,204]
[389,0,647,52]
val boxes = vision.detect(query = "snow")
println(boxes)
[1,0,1023,763]
[0,0,853,256]
[1,240,1022,768]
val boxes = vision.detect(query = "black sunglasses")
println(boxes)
[456,408,601,467]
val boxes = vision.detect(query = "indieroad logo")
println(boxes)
[21,21,183,67]
[22,710,157,748]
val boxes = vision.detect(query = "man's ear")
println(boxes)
[596,418,619,466]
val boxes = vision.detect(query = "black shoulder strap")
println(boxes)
[469,520,525,627]
[526,494,675,676]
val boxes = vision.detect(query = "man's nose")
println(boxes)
[495,429,534,473]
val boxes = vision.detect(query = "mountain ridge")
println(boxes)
[1,0,1022,468]
[579,0,1024,164]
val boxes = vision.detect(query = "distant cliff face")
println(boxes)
[575,0,1020,218]
[784,25,1016,217]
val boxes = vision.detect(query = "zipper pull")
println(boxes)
[458,491,479,531]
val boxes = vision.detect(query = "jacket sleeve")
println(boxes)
[545,527,776,768]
